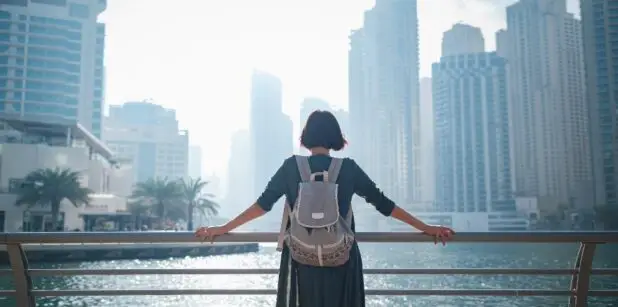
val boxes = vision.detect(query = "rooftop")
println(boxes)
[0,113,114,161]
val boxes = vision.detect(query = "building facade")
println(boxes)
[503,0,592,206]
[104,102,189,183]
[433,52,513,213]
[348,0,420,204]
[0,0,106,138]
[581,0,618,207]
[441,23,485,57]
[0,115,132,232]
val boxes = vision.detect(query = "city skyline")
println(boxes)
[95,0,581,179]
[0,0,599,212]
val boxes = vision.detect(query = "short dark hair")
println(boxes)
[300,110,347,151]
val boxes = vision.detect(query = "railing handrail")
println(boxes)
[0,232,617,306]
[1,231,617,244]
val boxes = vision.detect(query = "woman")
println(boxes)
[195,110,455,307]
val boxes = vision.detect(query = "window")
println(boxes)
[0,0,27,7]
[69,3,89,18]
[31,0,66,6]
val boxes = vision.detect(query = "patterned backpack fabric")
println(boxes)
[276,156,355,267]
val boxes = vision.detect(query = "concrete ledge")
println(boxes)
[0,243,259,264]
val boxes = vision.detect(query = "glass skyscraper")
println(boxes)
[0,0,106,137]
[433,52,513,213]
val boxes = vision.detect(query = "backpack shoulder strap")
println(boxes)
[294,155,311,182]
[327,158,343,183]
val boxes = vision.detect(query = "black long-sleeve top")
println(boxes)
[256,155,395,218]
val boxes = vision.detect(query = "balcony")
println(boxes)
[0,231,617,306]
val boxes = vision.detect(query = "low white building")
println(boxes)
[0,115,134,232]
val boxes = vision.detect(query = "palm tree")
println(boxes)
[129,177,182,228]
[180,177,219,230]
[15,168,92,231]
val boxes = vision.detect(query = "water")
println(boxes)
[1,243,617,307]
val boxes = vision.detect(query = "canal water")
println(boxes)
[1,243,617,307]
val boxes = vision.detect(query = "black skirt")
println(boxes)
[275,242,366,307]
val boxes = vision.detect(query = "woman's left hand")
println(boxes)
[194,225,230,243]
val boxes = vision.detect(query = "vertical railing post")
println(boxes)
[6,243,36,307]
[568,242,597,307]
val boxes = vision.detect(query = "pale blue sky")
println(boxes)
[98,0,579,182]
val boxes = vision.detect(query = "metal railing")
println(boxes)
[1,231,617,307]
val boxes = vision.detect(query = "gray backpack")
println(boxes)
[276,155,355,267]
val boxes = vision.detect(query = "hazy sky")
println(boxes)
[98,0,579,185]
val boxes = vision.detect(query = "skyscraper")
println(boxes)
[249,71,293,229]
[441,23,485,57]
[0,0,106,138]
[581,0,618,208]
[348,0,420,204]
[104,101,189,182]
[433,52,512,212]
[504,0,592,206]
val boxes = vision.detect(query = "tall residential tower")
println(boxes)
[348,0,420,204]
[581,0,618,207]
[0,0,106,138]
[504,0,592,206]
[433,52,513,213]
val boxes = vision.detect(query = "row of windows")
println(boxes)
[30,24,81,41]
[26,68,79,83]
[27,58,80,73]
[0,96,77,116]
[12,91,79,105]
[28,46,81,62]
[21,80,78,94]
[0,11,82,30]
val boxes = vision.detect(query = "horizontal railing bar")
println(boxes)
[29,268,609,276]
[2,231,618,244]
[588,290,618,297]
[30,289,582,297]
[592,268,618,275]
[0,290,15,296]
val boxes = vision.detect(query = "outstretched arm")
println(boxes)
[196,159,289,239]
[220,203,266,232]
[390,206,429,232]
[352,159,454,243]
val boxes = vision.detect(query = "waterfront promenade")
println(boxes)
[0,231,617,306]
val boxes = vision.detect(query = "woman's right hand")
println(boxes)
[194,225,231,243]
[422,225,455,245]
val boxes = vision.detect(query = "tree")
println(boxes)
[180,177,219,230]
[15,168,92,231]
[129,177,182,227]
[127,201,152,230]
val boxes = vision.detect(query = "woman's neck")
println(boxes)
[310,147,330,156]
